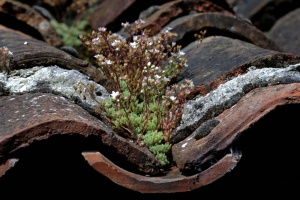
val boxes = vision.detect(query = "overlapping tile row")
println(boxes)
[0,0,300,194]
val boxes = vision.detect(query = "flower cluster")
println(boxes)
[0,46,13,74]
[78,19,194,166]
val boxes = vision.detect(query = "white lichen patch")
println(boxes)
[177,63,300,133]
[0,65,110,108]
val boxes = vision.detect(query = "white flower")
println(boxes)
[163,77,170,82]
[130,42,137,48]
[154,74,161,79]
[163,27,172,32]
[121,22,130,28]
[2,46,13,55]
[98,27,107,32]
[170,96,176,101]
[92,37,100,44]
[105,59,112,64]
[135,19,145,24]
[178,50,185,55]
[111,40,120,46]
[110,91,120,99]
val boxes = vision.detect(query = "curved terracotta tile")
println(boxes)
[230,0,300,31]
[173,83,300,172]
[0,158,18,177]
[0,92,241,193]
[177,36,300,94]
[0,93,162,175]
[121,0,234,36]
[164,12,281,51]
[1,0,300,194]
[88,0,136,30]
[267,8,300,55]
[0,0,62,46]
[228,0,269,19]
[82,151,240,193]
[0,25,108,85]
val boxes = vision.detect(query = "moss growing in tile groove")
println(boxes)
[76,19,203,166]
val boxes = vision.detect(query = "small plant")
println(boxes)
[77,19,196,166]
[50,0,96,48]
[0,46,13,74]
[50,18,89,47]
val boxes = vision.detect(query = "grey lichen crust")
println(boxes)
[0,65,110,109]
[172,63,300,144]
